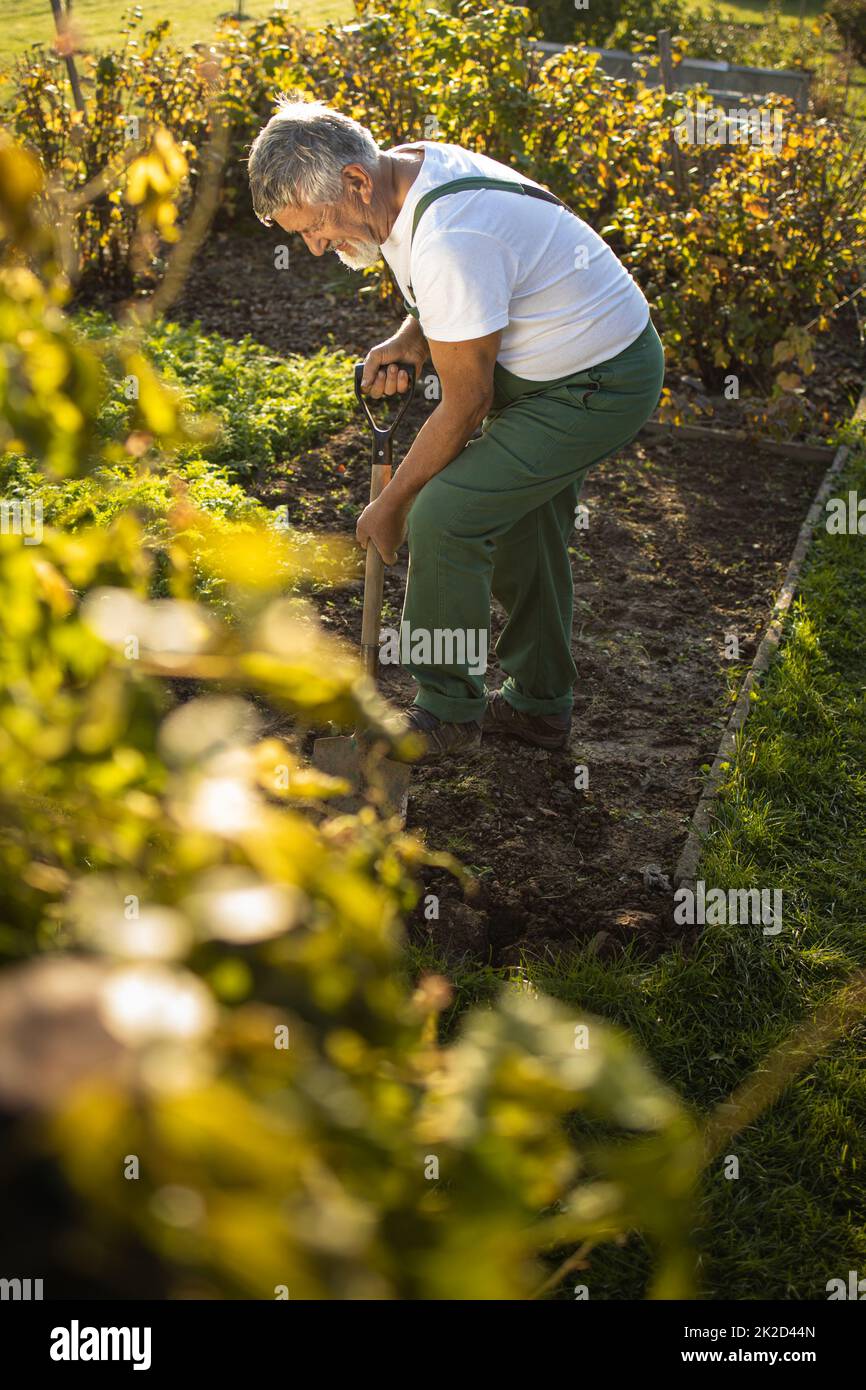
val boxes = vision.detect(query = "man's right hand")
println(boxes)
[361,324,427,398]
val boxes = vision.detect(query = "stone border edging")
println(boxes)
[673,383,866,889]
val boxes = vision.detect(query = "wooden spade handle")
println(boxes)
[354,362,416,680]
[360,442,390,677]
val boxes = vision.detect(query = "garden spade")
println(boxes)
[313,360,416,819]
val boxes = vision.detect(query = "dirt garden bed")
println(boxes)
[163,225,862,965]
[266,421,827,965]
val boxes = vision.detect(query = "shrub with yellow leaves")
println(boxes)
[125,127,189,243]
[4,2,865,389]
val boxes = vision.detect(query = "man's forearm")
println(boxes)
[354,326,501,562]
[388,314,427,365]
[400,314,427,351]
[385,397,489,507]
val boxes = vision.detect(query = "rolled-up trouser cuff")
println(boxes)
[501,679,573,717]
[412,691,485,724]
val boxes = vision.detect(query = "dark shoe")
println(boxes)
[404,705,482,764]
[482,689,571,750]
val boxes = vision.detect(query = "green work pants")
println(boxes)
[402,316,665,723]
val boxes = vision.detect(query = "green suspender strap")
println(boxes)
[402,175,566,321]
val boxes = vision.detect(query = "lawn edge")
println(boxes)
[674,379,866,889]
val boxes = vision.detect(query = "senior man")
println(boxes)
[248,99,665,762]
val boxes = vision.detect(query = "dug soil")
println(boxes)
[267,421,826,967]
[169,225,853,966]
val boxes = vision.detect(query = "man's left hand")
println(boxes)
[355,493,411,566]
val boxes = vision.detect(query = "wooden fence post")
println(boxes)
[49,0,86,115]
[658,28,686,198]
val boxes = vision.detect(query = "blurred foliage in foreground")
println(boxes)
[0,131,700,1298]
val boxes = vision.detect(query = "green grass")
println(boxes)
[414,441,866,1299]
[0,0,353,62]
[684,0,827,23]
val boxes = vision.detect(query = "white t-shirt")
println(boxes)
[380,141,649,381]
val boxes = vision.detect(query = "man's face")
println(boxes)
[273,198,381,271]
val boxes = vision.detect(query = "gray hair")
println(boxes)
[247,97,380,224]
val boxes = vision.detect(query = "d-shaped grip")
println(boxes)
[354,360,416,436]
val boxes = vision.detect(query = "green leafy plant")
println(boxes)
[502,0,686,47]
[827,0,866,66]
[77,311,357,477]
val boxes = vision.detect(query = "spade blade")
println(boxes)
[313,733,411,822]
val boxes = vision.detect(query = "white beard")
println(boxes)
[335,238,381,271]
